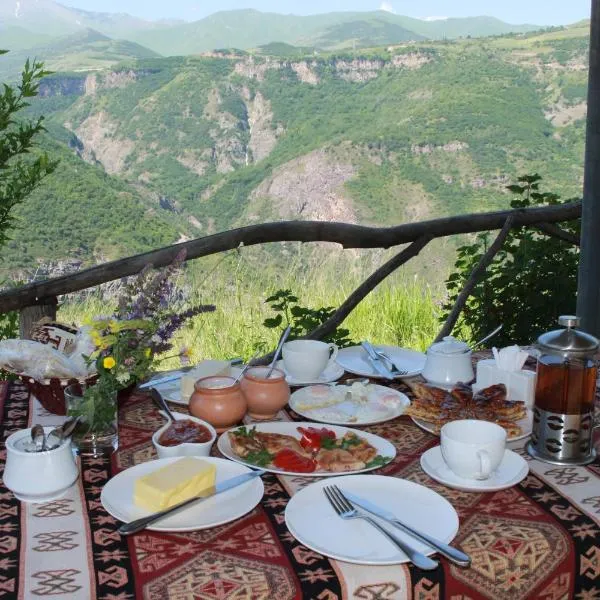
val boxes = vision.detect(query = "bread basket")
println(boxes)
[16,321,97,415]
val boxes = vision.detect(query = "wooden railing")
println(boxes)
[0,201,581,340]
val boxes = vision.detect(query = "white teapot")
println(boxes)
[422,336,474,388]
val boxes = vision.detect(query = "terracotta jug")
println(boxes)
[240,367,290,420]
[189,376,247,432]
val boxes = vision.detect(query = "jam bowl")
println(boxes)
[152,412,217,459]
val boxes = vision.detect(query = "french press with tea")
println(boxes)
[527,315,599,465]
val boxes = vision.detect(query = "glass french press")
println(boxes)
[527,315,599,465]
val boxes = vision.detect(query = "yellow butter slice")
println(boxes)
[134,457,216,512]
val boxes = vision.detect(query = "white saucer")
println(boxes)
[275,360,344,386]
[420,446,529,492]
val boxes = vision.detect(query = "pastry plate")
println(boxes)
[100,456,264,532]
[285,474,458,565]
[275,360,344,386]
[420,447,529,492]
[336,345,426,379]
[411,408,533,442]
[217,421,396,477]
[289,383,410,426]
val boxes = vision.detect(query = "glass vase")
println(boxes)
[65,383,118,457]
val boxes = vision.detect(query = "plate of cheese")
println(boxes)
[100,456,264,531]
[153,360,241,405]
[289,381,410,425]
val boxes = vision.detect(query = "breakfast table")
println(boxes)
[1,353,599,600]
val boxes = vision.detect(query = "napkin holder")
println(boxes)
[475,359,536,407]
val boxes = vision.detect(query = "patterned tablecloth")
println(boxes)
[1,374,599,600]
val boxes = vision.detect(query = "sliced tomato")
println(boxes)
[273,448,317,473]
[297,426,336,451]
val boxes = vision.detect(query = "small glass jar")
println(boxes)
[189,376,247,432]
[65,383,118,457]
[241,367,290,420]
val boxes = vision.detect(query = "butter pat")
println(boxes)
[181,360,231,399]
[475,359,537,407]
[134,457,216,512]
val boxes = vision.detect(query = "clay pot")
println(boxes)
[240,367,290,420]
[189,376,247,432]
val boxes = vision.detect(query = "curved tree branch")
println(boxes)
[435,216,516,342]
[534,222,580,246]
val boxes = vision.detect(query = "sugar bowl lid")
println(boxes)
[537,315,599,357]
[428,336,470,355]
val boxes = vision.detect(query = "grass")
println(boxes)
[57,248,442,371]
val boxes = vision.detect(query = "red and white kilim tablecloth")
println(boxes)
[1,375,599,600]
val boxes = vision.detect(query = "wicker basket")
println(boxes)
[14,320,96,415]
[19,374,98,416]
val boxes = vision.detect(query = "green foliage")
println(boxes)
[0,52,58,252]
[443,174,580,346]
[263,289,353,347]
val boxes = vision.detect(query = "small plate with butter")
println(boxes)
[153,360,242,405]
[101,456,264,532]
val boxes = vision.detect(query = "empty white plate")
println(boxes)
[420,446,529,492]
[336,345,426,379]
[100,456,264,531]
[285,474,458,565]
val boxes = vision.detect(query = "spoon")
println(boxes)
[232,350,261,384]
[470,324,503,351]
[266,325,292,378]
[46,417,81,450]
[150,388,177,422]
[31,424,46,452]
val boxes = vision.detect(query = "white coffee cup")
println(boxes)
[440,420,507,480]
[282,340,338,381]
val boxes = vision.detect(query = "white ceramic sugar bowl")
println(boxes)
[4,427,79,503]
[422,336,474,388]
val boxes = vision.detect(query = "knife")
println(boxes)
[344,491,471,567]
[361,341,395,380]
[118,470,264,535]
[139,358,244,389]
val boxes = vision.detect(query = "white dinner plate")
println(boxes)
[420,446,529,492]
[100,456,264,532]
[217,421,396,477]
[411,408,534,442]
[154,367,244,405]
[289,383,410,426]
[275,360,344,386]
[285,474,459,565]
[336,345,426,379]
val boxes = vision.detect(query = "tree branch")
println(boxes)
[435,216,516,342]
[534,221,580,246]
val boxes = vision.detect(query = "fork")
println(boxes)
[373,349,408,376]
[323,485,438,570]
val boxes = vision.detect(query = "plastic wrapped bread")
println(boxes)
[0,339,92,381]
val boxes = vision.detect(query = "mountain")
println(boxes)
[0,1,541,56]
[1,24,587,279]
[0,29,160,81]
[128,9,539,56]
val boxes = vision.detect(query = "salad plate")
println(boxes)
[289,382,410,426]
[336,345,426,379]
[100,456,264,532]
[285,474,458,565]
[217,421,396,477]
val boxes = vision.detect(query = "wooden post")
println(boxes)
[577,0,600,335]
[19,297,57,339]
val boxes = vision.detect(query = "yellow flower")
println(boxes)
[103,356,116,370]
[108,320,120,333]
[145,348,152,358]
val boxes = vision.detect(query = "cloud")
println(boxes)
[379,1,394,13]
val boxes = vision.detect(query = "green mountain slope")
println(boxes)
[1,25,587,277]
[0,29,160,81]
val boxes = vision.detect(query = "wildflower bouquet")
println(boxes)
[68,251,215,447]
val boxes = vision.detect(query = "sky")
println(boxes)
[60,0,591,27]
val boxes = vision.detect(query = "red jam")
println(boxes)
[158,420,212,446]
